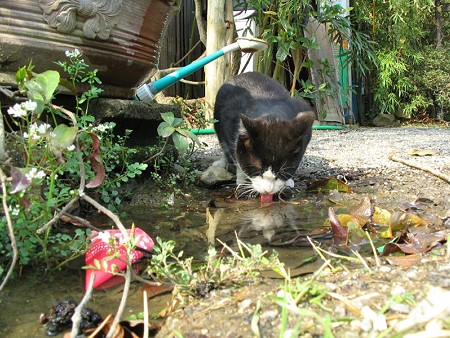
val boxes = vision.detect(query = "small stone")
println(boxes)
[389,302,410,314]
[325,282,339,291]
[379,265,391,273]
[200,165,234,187]
[391,285,406,295]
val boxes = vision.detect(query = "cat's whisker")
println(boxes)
[236,182,259,199]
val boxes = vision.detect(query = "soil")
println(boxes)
[155,126,450,338]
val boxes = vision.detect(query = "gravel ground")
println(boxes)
[195,126,450,174]
[194,126,450,208]
[155,126,450,338]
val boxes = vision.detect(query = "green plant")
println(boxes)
[0,50,149,272]
[350,0,449,121]
[240,0,375,107]
[157,112,200,154]
[146,236,283,298]
[414,45,450,120]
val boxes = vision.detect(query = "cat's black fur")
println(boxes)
[213,72,316,196]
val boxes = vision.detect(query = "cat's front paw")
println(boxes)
[212,157,227,168]
[285,179,295,188]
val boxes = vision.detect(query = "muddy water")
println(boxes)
[1,190,348,337]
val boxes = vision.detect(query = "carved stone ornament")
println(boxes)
[39,0,123,40]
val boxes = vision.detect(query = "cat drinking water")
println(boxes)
[213,72,316,200]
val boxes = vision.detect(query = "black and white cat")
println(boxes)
[213,72,316,198]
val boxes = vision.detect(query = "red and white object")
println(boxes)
[85,228,154,290]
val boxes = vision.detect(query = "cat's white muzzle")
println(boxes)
[250,169,293,194]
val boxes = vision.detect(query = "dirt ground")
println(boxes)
[154,126,450,338]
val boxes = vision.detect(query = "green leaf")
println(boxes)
[160,112,175,125]
[172,132,188,153]
[25,70,60,103]
[157,122,174,138]
[49,124,78,157]
[176,128,201,145]
[172,117,184,127]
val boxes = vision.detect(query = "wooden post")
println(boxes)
[204,0,234,123]
[304,18,345,124]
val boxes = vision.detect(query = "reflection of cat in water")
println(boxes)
[239,204,299,241]
[213,72,316,198]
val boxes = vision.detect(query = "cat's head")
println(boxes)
[236,111,315,195]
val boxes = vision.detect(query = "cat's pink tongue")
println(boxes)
[260,194,273,203]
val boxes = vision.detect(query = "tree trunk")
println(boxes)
[204,0,234,122]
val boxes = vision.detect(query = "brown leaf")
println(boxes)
[328,207,348,242]
[352,196,373,221]
[381,229,450,255]
[385,254,422,268]
[142,283,174,299]
[85,132,106,189]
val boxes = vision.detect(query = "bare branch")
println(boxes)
[0,167,18,292]
[106,263,132,338]
[389,154,450,184]
[70,273,95,338]
[194,0,207,46]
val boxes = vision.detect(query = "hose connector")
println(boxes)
[135,83,156,102]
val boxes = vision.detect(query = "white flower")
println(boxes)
[24,123,51,141]
[92,123,114,133]
[37,123,51,134]
[65,49,81,58]
[25,167,46,181]
[96,231,111,243]
[7,100,38,118]
[22,100,37,112]
[8,104,27,118]
[10,206,20,216]
[66,144,76,151]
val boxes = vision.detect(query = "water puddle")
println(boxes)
[0,188,360,337]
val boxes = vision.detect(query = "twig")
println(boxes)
[87,313,112,338]
[294,259,331,305]
[80,193,128,239]
[50,104,77,126]
[36,196,80,234]
[60,212,102,232]
[327,292,362,316]
[389,154,450,184]
[365,230,381,267]
[106,264,132,338]
[0,167,18,292]
[143,289,149,338]
[0,85,17,98]
[71,272,95,337]
[143,137,170,163]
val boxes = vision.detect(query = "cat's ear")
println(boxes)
[239,114,253,139]
[240,114,252,131]
[294,111,316,135]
